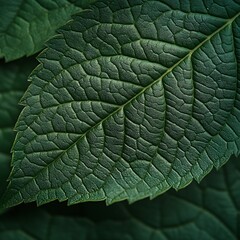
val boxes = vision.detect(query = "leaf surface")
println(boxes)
[0,59,37,197]
[2,0,240,207]
[0,156,239,239]
[0,0,81,61]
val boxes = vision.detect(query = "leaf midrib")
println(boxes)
[10,12,240,203]
[41,12,240,161]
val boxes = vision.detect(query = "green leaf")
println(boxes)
[0,156,239,239]
[0,58,37,198]
[2,0,240,207]
[0,0,81,61]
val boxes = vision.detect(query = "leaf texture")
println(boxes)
[2,0,240,207]
[0,156,239,239]
[0,59,37,197]
[0,0,81,61]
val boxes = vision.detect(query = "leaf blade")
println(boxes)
[2,0,240,207]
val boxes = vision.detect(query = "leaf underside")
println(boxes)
[0,0,81,61]
[0,156,239,239]
[2,0,240,207]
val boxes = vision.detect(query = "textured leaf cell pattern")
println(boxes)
[2,0,240,207]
